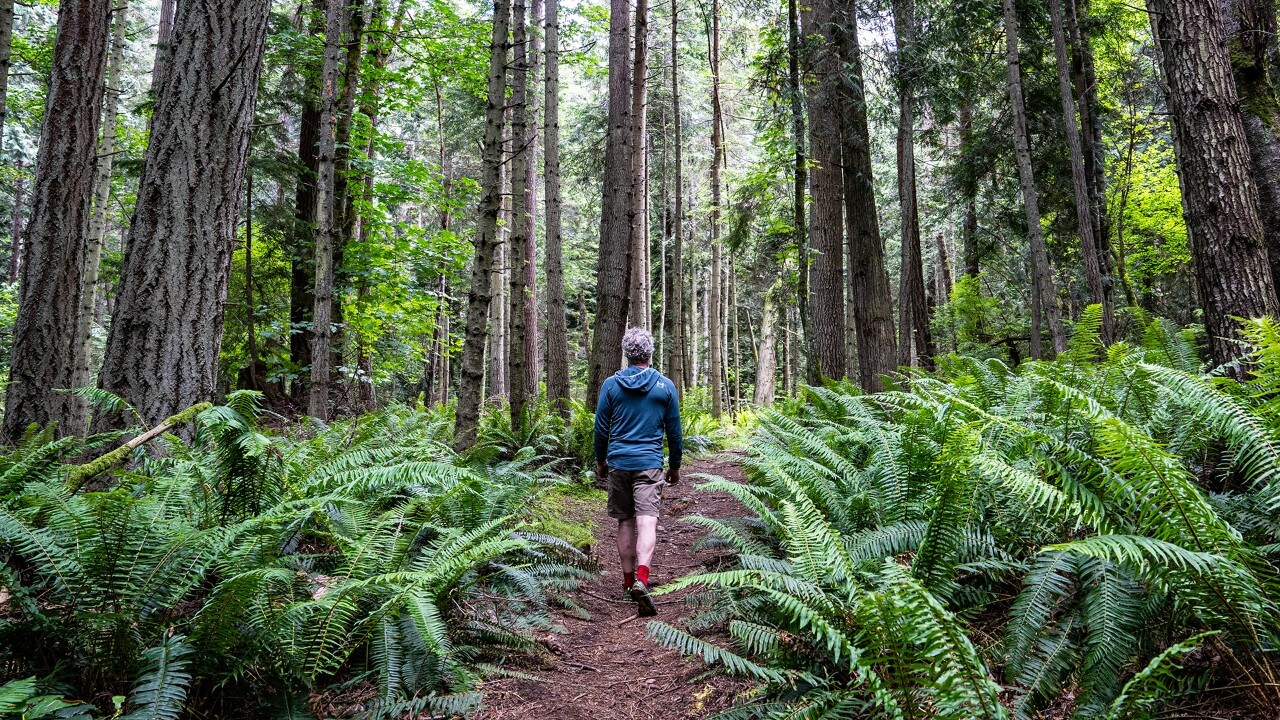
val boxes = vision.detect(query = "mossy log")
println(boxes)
[65,402,212,491]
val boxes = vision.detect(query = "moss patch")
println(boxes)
[526,483,606,552]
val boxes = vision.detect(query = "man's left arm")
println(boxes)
[593,385,612,480]
[663,386,683,484]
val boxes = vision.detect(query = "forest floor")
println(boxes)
[476,452,751,720]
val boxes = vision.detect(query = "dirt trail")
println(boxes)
[477,453,749,720]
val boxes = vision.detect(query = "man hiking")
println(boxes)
[594,327,683,617]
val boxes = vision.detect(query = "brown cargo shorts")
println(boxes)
[606,467,666,519]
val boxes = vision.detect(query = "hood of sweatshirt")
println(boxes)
[613,365,661,394]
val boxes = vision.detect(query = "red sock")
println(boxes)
[624,571,635,588]
[637,565,650,586]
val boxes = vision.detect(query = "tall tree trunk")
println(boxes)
[509,0,542,425]
[1002,0,1066,358]
[244,172,260,389]
[891,0,931,369]
[1149,0,1280,370]
[662,0,686,393]
[96,0,270,430]
[335,0,365,247]
[306,0,345,420]
[1066,0,1114,313]
[524,0,542,391]
[835,0,896,390]
[1049,0,1113,338]
[330,0,366,388]
[290,8,323,401]
[2,0,111,441]
[586,0,634,408]
[544,0,570,414]
[454,0,510,449]
[0,0,15,155]
[490,108,512,401]
[730,262,739,410]
[7,163,23,284]
[707,0,724,416]
[802,0,846,383]
[958,100,980,279]
[151,0,176,89]
[628,0,651,330]
[1224,0,1280,291]
[788,0,810,385]
[934,232,952,304]
[72,0,129,395]
[1114,94,1139,308]
[755,290,777,406]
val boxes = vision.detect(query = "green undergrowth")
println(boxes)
[650,308,1280,720]
[0,395,595,720]
[527,482,606,552]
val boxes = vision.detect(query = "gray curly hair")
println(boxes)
[621,327,654,364]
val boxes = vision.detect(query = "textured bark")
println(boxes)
[1149,0,1279,369]
[453,0,509,449]
[306,0,344,420]
[708,0,724,416]
[544,0,570,414]
[96,0,270,429]
[1049,0,1113,338]
[489,107,511,401]
[7,165,23,284]
[958,100,980,278]
[244,172,260,390]
[627,0,651,330]
[934,232,953,304]
[1002,0,1067,358]
[151,0,176,89]
[661,0,687,394]
[891,0,931,370]
[788,0,811,385]
[801,0,846,383]
[586,0,633,408]
[1114,97,1139,307]
[834,0,896,391]
[729,263,740,410]
[1066,0,1115,314]
[2,0,110,441]
[334,0,365,250]
[1224,0,1280,292]
[329,1,365,387]
[72,0,129,395]
[290,11,322,400]
[508,0,542,425]
[0,0,14,154]
[755,292,778,406]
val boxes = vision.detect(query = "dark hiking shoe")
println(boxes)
[630,579,657,617]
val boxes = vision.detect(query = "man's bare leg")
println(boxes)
[628,515,660,616]
[617,518,637,579]
[635,515,658,570]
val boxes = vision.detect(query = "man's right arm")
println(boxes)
[593,383,612,477]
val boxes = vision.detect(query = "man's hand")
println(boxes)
[665,467,681,485]
[596,463,608,481]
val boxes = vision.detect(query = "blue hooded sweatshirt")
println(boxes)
[594,365,683,472]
